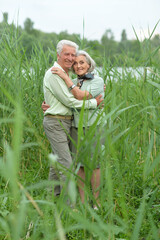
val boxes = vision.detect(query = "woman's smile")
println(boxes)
[73,55,90,76]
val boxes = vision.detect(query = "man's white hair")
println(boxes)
[56,40,79,55]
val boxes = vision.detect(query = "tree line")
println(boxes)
[1,12,160,66]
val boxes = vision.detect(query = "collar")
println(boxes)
[78,73,94,80]
[53,62,66,72]
[54,61,73,76]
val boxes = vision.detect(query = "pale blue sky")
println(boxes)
[0,0,159,41]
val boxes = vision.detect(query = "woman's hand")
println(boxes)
[41,101,50,113]
[95,95,104,107]
[51,67,66,79]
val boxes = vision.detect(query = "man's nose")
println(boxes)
[68,55,74,61]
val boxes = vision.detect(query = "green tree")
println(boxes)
[85,40,103,66]
[101,29,117,63]
[102,29,114,40]
[128,40,141,61]
[24,18,34,33]
[117,29,129,56]
[21,32,37,57]
[3,12,8,23]
[151,34,160,48]
[121,29,127,42]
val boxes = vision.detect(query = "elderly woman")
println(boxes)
[50,50,105,209]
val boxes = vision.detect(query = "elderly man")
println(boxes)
[43,40,103,196]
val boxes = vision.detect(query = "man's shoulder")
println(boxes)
[44,67,60,81]
[44,67,52,77]
[44,67,68,92]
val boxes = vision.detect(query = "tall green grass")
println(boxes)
[0,25,160,239]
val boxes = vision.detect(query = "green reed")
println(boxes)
[0,24,160,239]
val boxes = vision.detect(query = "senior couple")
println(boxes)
[42,39,104,209]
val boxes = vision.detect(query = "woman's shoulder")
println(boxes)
[94,74,103,79]
[93,75,104,84]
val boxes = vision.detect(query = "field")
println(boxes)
[0,28,160,240]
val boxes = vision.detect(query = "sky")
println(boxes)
[0,0,160,42]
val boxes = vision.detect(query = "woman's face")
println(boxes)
[73,55,90,76]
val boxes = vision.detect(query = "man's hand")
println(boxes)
[95,95,104,107]
[41,101,50,113]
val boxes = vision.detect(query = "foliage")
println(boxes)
[24,18,34,33]
[0,16,160,67]
[0,19,160,240]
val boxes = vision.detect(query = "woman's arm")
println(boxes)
[51,67,92,100]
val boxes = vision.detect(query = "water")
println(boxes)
[95,67,154,82]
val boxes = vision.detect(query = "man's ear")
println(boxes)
[57,53,60,61]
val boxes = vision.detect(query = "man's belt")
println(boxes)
[46,115,73,120]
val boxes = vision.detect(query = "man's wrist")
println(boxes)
[68,84,76,91]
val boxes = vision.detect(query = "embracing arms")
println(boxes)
[51,67,92,100]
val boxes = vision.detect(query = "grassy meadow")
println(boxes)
[0,27,160,240]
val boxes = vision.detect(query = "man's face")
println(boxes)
[57,45,76,72]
